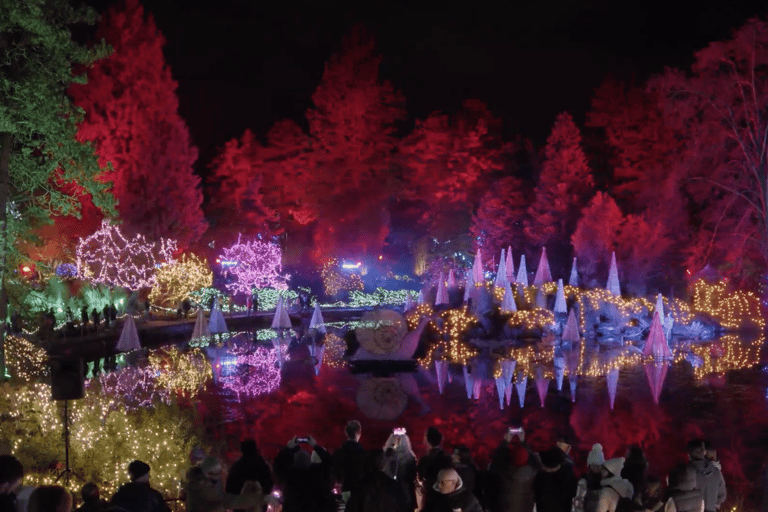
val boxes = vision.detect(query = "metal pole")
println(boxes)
[64,399,70,486]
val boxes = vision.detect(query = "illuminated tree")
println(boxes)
[649,18,768,280]
[219,235,288,294]
[524,112,594,249]
[0,0,116,375]
[399,111,502,240]
[76,220,176,291]
[470,175,528,267]
[69,0,206,250]
[149,253,212,307]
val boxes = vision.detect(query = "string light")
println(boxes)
[321,257,363,296]
[148,346,213,396]
[219,234,289,294]
[218,346,281,398]
[4,335,49,381]
[149,253,213,306]
[322,333,348,368]
[76,219,177,290]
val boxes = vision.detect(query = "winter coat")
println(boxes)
[110,482,171,512]
[422,478,484,512]
[333,440,374,496]
[74,498,108,512]
[594,476,634,512]
[273,445,335,512]
[185,467,262,512]
[225,453,273,511]
[664,467,704,512]
[688,459,726,511]
[573,473,603,512]
[383,451,417,506]
[621,461,648,498]
[534,466,578,512]
[344,470,412,512]
[418,448,454,491]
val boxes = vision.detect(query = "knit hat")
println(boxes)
[199,456,222,474]
[128,460,150,480]
[586,443,606,466]
[603,457,625,476]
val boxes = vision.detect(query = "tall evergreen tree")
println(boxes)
[470,175,528,267]
[524,112,593,273]
[0,0,116,374]
[69,0,206,250]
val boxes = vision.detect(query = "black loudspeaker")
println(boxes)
[50,358,84,401]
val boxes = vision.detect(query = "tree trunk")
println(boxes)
[0,132,11,378]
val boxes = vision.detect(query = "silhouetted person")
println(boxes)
[225,440,273,512]
[75,482,107,512]
[110,460,170,512]
[418,426,453,510]
[103,304,111,329]
[333,420,373,501]
[110,304,117,322]
[91,308,100,332]
[81,306,89,335]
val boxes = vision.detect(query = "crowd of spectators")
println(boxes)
[0,422,759,512]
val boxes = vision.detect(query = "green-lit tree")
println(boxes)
[0,0,115,374]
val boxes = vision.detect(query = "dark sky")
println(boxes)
[83,0,768,172]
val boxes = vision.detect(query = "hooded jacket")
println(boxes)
[688,459,726,511]
[594,475,634,512]
[665,465,704,512]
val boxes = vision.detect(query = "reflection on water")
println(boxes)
[96,326,768,501]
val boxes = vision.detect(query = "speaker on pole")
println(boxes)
[50,358,84,401]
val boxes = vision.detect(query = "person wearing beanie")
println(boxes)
[417,426,453,510]
[574,444,607,512]
[595,457,634,512]
[225,440,273,512]
[110,460,170,512]
[185,456,263,512]
[488,429,537,512]
[533,448,577,512]
[686,440,726,512]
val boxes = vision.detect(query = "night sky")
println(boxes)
[82,0,768,174]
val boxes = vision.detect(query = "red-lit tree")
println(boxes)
[648,18,768,281]
[470,175,528,265]
[571,192,623,288]
[399,112,502,242]
[524,112,594,250]
[69,0,206,250]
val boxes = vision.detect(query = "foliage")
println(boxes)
[648,18,768,280]
[470,175,528,267]
[219,235,288,294]
[524,112,594,249]
[69,0,206,250]
[76,220,177,291]
[149,253,212,306]
[0,381,200,499]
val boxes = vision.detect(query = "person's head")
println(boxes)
[540,448,564,473]
[435,468,462,494]
[345,420,362,442]
[384,431,414,457]
[80,483,99,503]
[425,426,442,448]
[452,445,473,466]
[0,454,23,495]
[241,439,258,457]
[602,457,625,478]
[625,445,647,464]
[687,439,707,461]
[27,485,72,512]
[702,440,717,461]
[199,457,223,484]
[556,434,571,455]
[586,443,605,474]
[127,460,151,483]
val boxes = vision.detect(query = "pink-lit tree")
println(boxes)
[76,220,177,290]
[219,235,289,294]
[218,347,281,398]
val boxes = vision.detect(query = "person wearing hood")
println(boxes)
[488,434,536,512]
[110,460,171,512]
[185,457,263,512]
[686,440,726,512]
[574,444,606,512]
[594,458,634,512]
[422,468,483,512]
[533,448,577,512]
[664,464,704,512]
